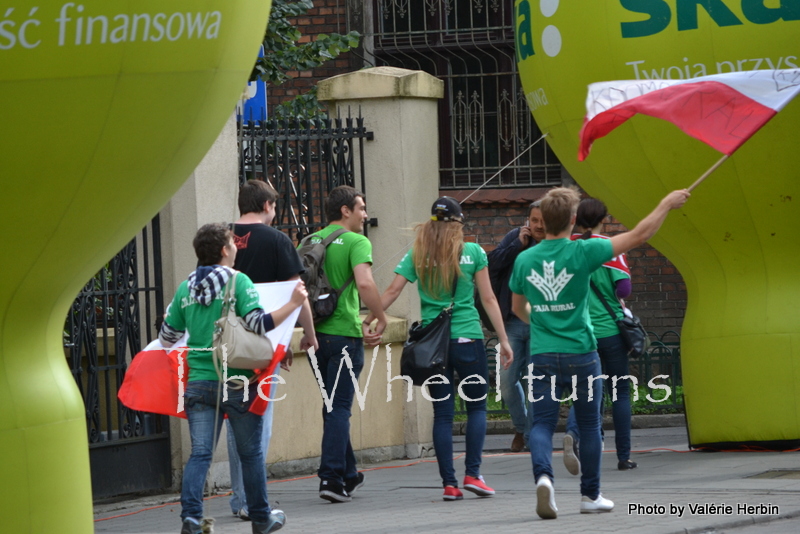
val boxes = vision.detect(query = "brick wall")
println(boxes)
[451,189,687,338]
[267,0,359,113]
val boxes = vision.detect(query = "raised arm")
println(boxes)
[610,190,690,257]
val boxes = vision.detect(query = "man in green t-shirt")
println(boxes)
[303,186,388,503]
[510,187,689,520]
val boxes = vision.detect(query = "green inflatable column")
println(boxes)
[515,0,800,446]
[0,1,271,530]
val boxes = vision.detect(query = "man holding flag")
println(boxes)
[510,187,688,520]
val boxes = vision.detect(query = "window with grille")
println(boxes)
[366,0,561,189]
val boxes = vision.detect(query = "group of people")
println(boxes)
[159,179,689,533]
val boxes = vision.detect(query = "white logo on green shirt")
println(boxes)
[527,261,573,301]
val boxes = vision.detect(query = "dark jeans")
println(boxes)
[528,352,603,499]
[427,339,489,487]
[566,334,633,461]
[181,380,271,523]
[311,333,364,485]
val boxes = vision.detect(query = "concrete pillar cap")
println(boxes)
[318,67,444,101]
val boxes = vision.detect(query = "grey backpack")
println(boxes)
[297,228,355,324]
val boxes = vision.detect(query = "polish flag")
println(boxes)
[118,280,301,418]
[578,69,800,161]
[117,335,190,419]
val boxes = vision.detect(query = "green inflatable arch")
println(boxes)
[0,1,271,530]
[516,0,800,447]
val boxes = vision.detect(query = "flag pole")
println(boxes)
[687,154,729,192]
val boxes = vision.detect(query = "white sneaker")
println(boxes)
[563,432,580,476]
[535,477,558,519]
[580,493,614,513]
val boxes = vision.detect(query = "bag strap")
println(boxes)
[315,227,355,294]
[589,279,620,322]
[219,270,237,320]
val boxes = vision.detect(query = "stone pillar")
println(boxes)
[158,112,240,489]
[318,67,444,457]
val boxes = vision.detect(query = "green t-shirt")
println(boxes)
[304,224,373,338]
[509,238,613,355]
[164,272,262,381]
[395,241,488,340]
[588,263,630,339]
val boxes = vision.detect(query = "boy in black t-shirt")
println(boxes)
[226,180,318,521]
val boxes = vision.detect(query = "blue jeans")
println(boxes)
[182,380,271,523]
[498,316,531,435]
[528,352,603,499]
[227,369,279,513]
[566,334,633,462]
[427,339,489,487]
[311,333,364,485]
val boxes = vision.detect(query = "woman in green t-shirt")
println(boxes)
[564,199,638,477]
[366,197,513,502]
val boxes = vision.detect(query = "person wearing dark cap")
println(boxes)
[364,196,514,502]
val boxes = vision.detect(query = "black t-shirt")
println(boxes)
[232,223,305,283]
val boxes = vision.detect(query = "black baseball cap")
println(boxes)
[430,196,464,223]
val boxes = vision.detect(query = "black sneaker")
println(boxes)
[618,459,638,470]
[344,472,365,496]
[319,479,352,503]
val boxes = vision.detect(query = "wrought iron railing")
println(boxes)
[64,216,170,498]
[237,113,374,243]
[632,330,684,412]
[455,331,685,419]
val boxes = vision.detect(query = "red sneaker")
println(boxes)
[443,486,463,501]
[463,475,495,497]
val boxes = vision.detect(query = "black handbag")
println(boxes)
[590,280,650,358]
[400,279,458,386]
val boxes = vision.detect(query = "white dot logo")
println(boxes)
[539,0,561,57]
[540,0,559,18]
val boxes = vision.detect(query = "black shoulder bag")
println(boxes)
[589,280,650,358]
[400,278,458,386]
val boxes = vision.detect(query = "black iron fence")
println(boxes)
[237,113,374,243]
[632,330,683,412]
[64,216,170,499]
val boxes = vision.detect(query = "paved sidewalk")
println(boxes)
[94,427,800,533]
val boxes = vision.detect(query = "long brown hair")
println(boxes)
[412,220,464,297]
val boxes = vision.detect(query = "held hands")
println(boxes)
[362,316,386,348]
[497,340,514,370]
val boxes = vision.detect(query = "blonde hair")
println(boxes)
[412,220,464,297]
[540,187,581,235]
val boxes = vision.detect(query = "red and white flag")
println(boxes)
[578,69,800,161]
[118,280,301,418]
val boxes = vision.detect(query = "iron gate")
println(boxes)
[238,113,374,242]
[64,215,170,499]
